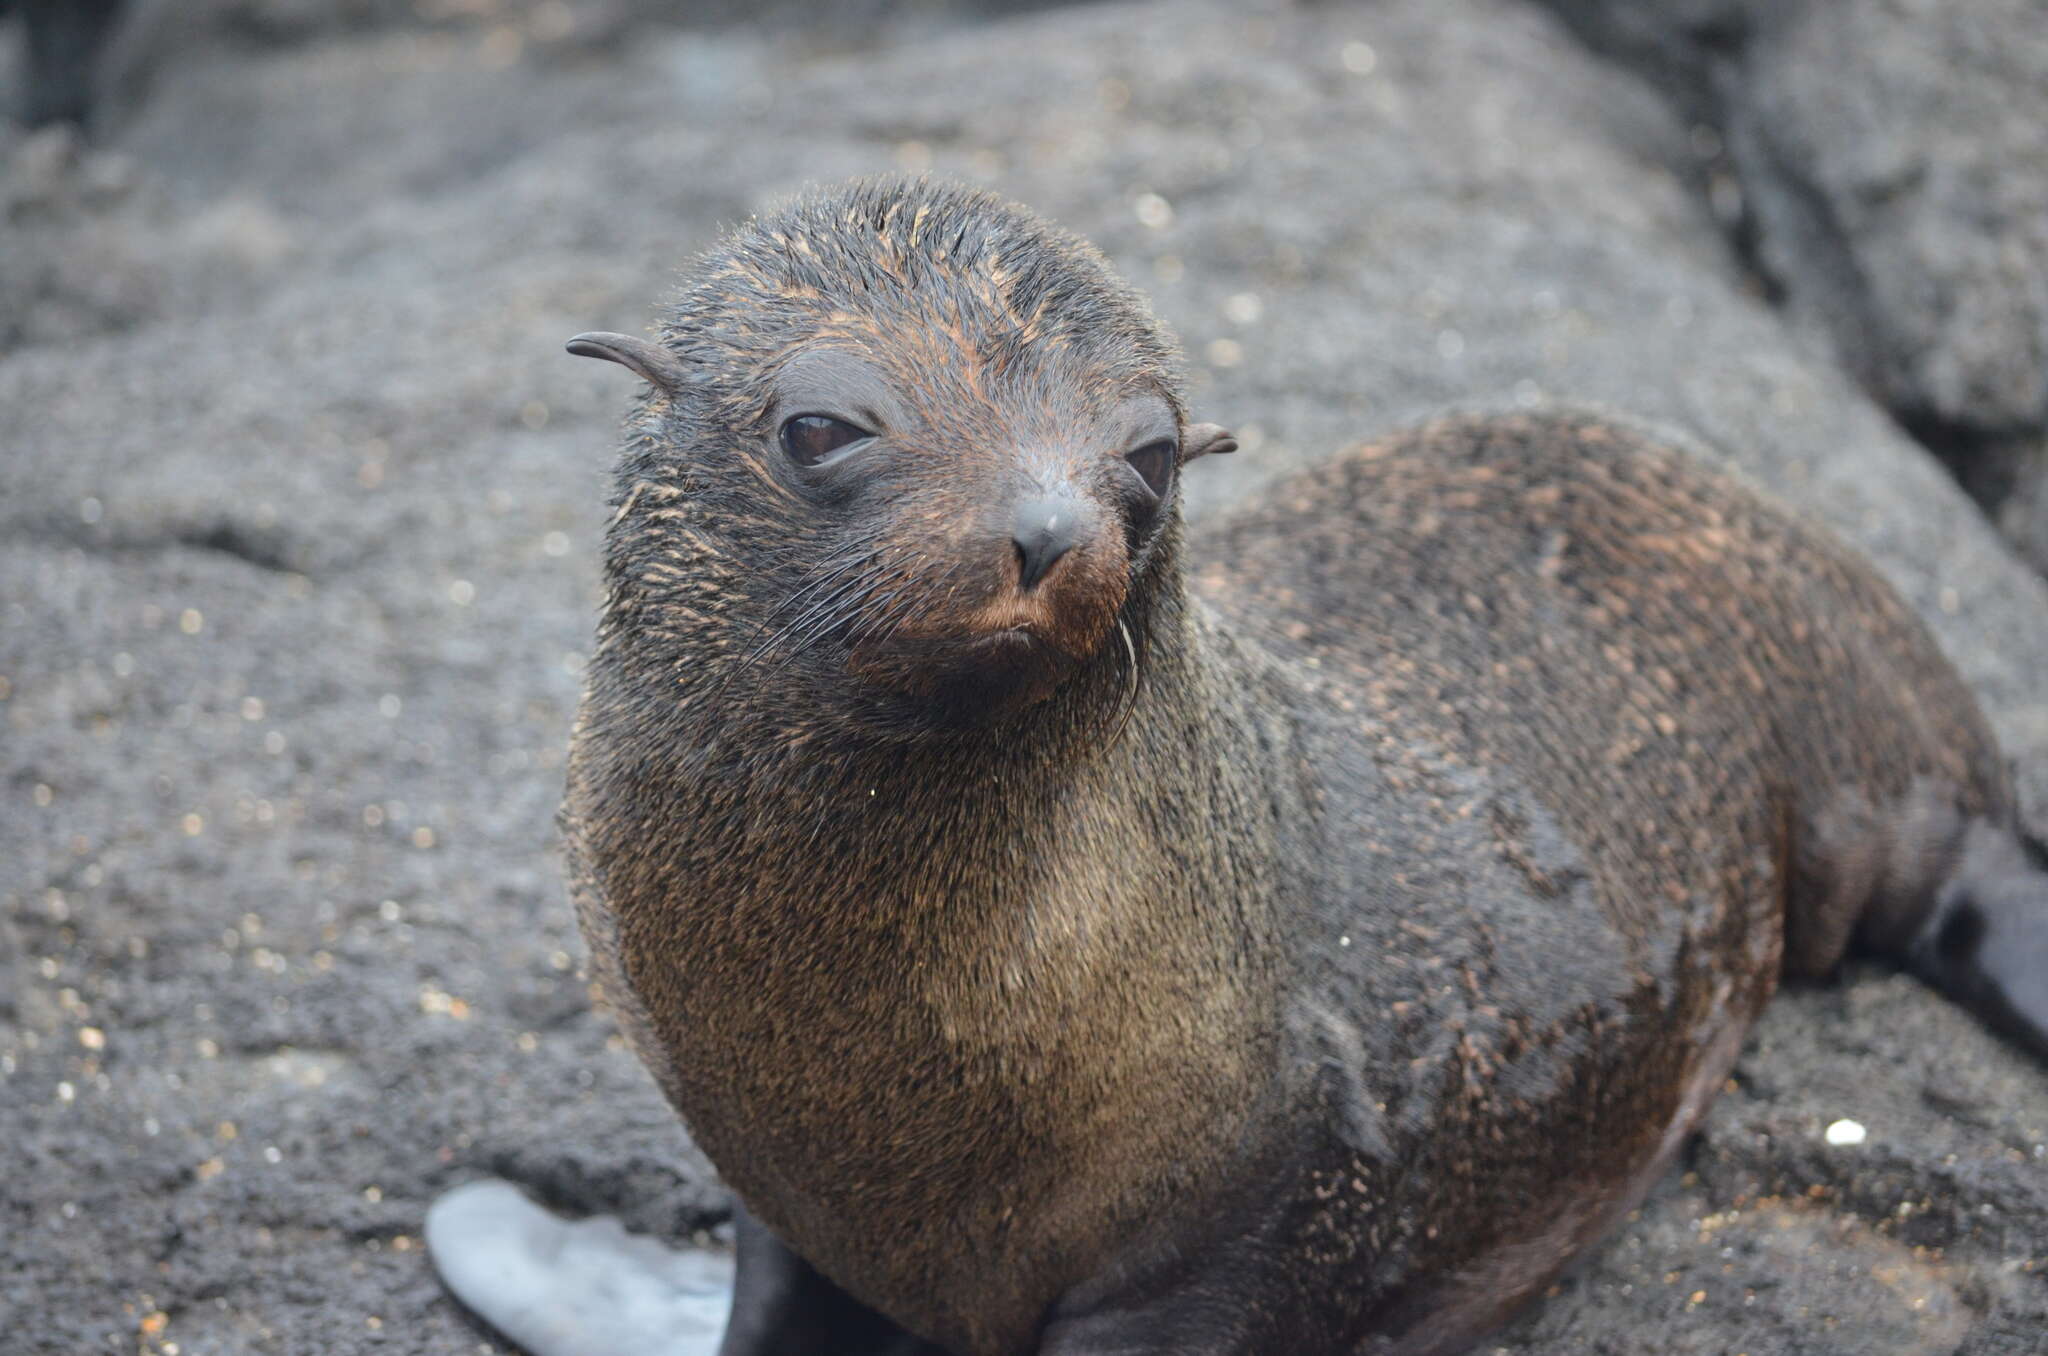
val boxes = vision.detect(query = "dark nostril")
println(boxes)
[1013,498,1082,591]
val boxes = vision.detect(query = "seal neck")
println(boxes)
[570,530,1300,1337]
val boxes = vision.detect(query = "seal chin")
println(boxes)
[849,626,1085,729]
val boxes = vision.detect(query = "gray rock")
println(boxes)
[2,1,2045,1353]
[1537,0,2048,562]
[1738,1,2048,439]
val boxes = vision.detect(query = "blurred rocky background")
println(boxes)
[4,1,2046,1352]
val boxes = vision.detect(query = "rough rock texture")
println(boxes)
[1536,0,2048,568]
[2,1,2045,1354]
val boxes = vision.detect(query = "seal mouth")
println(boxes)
[809,527,1127,730]
[958,626,1065,661]
[854,624,1078,675]
[846,623,1081,725]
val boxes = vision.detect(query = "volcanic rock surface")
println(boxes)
[4,1,2046,1352]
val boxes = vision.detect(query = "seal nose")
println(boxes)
[1012,498,1083,591]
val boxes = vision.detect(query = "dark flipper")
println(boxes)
[1798,789,2048,1063]
[425,1180,944,1356]
[721,1204,948,1356]
[1904,822,2048,1061]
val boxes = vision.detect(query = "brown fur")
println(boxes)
[562,179,2015,1355]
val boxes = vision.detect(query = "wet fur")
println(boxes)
[563,178,2039,1355]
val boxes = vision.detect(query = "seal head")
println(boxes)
[570,178,1234,738]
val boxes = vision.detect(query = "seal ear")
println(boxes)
[1182,422,1239,464]
[566,331,689,394]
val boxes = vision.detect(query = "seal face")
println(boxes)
[602,181,1201,738]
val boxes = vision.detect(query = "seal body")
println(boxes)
[560,178,2036,1355]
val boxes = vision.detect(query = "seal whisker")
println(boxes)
[1108,614,1142,746]
[738,554,891,671]
[764,559,909,671]
[847,553,938,647]
[701,548,896,716]
[761,537,893,624]
[887,557,974,645]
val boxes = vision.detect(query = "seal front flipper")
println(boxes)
[425,1183,940,1356]
[720,1204,948,1356]
[425,1178,732,1356]
[1905,823,2048,1061]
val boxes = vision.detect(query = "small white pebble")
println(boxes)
[1824,1118,1867,1146]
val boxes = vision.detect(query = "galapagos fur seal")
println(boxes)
[429,177,2048,1355]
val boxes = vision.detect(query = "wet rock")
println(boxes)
[1536,0,2048,545]
[1740,2,2048,440]
[3,1,2046,1353]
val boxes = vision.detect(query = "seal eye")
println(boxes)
[780,415,871,467]
[1126,439,1177,501]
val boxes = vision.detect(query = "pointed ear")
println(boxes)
[1181,422,1239,463]
[565,331,689,393]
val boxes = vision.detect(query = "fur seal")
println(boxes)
[429,177,2048,1355]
